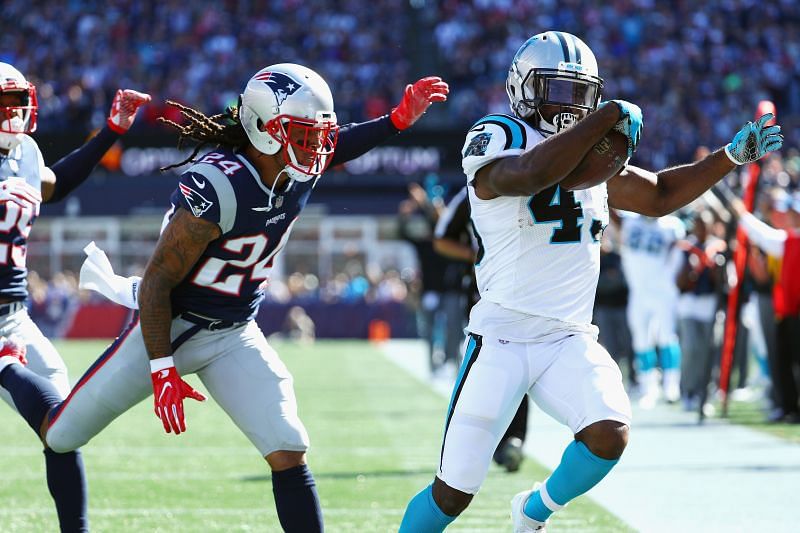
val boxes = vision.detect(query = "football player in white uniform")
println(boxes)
[619,212,686,406]
[399,31,783,532]
[0,62,149,533]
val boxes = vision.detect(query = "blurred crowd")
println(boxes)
[0,0,410,130]
[27,270,81,339]
[264,267,412,305]
[431,0,800,168]
[2,1,799,171]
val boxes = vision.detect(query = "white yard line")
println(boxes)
[382,339,800,533]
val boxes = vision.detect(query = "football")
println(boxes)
[560,130,628,190]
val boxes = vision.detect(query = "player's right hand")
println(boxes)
[107,89,151,134]
[0,178,41,211]
[724,113,783,165]
[150,356,206,434]
[601,100,642,159]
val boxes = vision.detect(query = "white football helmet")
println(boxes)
[239,63,338,182]
[506,31,603,135]
[0,62,38,151]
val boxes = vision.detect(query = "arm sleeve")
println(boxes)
[330,115,399,166]
[462,115,527,182]
[739,212,787,258]
[46,126,121,203]
[169,163,237,234]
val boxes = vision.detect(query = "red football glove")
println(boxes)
[0,336,28,366]
[0,177,42,212]
[107,89,151,134]
[150,356,206,435]
[390,76,449,130]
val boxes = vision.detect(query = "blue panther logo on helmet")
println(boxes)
[253,71,302,106]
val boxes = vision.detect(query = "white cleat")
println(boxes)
[511,485,547,532]
[636,369,661,409]
[663,369,681,404]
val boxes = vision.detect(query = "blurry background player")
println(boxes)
[0,61,149,532]
[397,181,464,375]
[674,209,725,413]
[593,228,636,389]
[433,184,528,473]
[0,63,448,533]
[724,188,800,422]
[617,211,686,407]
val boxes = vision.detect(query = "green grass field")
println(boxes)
[726,398,800,444]
[0,339,633,532]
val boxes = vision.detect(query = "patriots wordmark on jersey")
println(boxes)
[168,147,315,322]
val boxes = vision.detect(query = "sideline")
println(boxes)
[381,339,800,533]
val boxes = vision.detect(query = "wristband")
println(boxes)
[150,356,175,372]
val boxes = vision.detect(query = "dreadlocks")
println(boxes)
[158,101,250,171]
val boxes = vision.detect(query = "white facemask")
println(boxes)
[0,116,25,151]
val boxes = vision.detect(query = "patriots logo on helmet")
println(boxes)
[179,182,213,217]
[254,71,302,106]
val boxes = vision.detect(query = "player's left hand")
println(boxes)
[600,100,643,159]
[0,177,42,211]
[107,89,151,134]
[150,356,206,435]
[724,113,783,165]
[390,76,449,130]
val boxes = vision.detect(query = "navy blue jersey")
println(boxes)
[168,148,313,322]
[0,135,46,301]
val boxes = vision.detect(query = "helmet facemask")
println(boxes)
[511,67,602,135]
[263,110,339,183]
[0,83,37,151]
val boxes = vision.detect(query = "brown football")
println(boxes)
[560,130,628,190]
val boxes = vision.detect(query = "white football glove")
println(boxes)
[0,177,41,211]
[107,89,151,134]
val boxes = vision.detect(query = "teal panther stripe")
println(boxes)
[472,114,526,150]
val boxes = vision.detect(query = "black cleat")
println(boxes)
[495,437,524,473]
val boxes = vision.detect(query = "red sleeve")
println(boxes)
[776,231,800,317]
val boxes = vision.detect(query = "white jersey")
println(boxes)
[619,213,685,299]
[462,113,609,335]
[0,134,46,190]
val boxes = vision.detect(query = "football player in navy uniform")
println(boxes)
[0,61,149,533]
[0,63,447,532]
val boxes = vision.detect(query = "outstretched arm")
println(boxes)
[330,77,449,166]
[139,207,219,434]
[608,113,783,216]
[42,90,150,203]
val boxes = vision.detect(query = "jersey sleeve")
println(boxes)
[461,114,528,182]
[170,163,238,234]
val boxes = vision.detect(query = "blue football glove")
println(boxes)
[600,100,642,159]
[724,113,783,165]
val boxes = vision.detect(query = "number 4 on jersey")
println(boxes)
[528,185,582,243]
